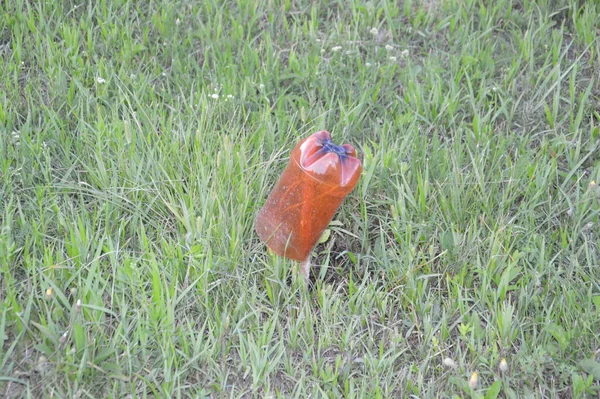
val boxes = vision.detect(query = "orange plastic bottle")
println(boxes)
[255,131,362,262]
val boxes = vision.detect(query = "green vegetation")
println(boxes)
[1,0,599,397]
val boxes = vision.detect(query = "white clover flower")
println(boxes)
[259,83,265,90]
[370,27,378,35]
[365,62,372,67]
[210,93,219,99]
[320,48,326,54]
[401,49,409,58]
[331,46,342,52]
[96,77,106,84]
[389,56,397,61]
[385,44,394,51]
[443,358,456,368]
[11,131,20,140]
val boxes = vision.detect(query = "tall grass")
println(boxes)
[1,0,599,397]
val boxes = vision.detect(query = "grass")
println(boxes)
[1,0,600,397]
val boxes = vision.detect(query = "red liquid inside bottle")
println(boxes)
[255,131,362,261]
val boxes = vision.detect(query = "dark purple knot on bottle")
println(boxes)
[321,139,349,158]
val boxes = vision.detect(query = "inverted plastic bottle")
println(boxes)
[255,130,362,263]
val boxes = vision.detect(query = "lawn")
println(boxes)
[1,0,599,397]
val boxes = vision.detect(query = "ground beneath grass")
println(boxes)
[1,0,600,397]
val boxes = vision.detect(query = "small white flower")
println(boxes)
[468,372,478,389]
[389,56,397,61]
[59,330,69,345]
[210,93,219,99]
[130,74,136,79]
[499,358,508,372]
[365,62,372,67]
[96,77,106,84]
[161,72,167,77]
[259,83,265,90]
[320,48,326,54]
[10,132,21,144]
[401,49,409,58]
[370,27,378,35]
[443,358,456,368]
[176,18,181,25]
[227,94,234,99]
[385,44,394,51]
[331,46,342,52]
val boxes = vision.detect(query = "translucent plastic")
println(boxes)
[255,131,362,261]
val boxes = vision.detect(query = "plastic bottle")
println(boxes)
[255,131,362,262]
